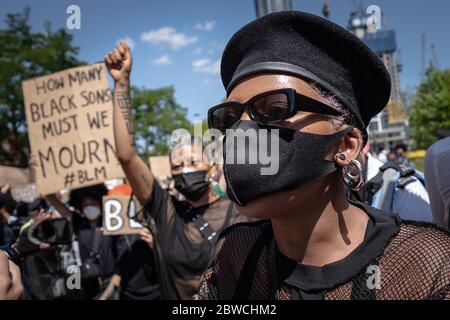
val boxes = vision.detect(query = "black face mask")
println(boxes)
[173,170,209,201]
[223,120,353,206]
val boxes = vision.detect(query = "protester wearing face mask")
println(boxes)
[104,42,249,300]
[197,11,450,300]
[27,157,117,299]
[65,184,117,300]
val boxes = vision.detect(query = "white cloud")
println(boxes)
[193,58,220,75]
[141,27,198,50]
[152,55,173,66]
[195,21,216,31]
[117,37,135,49]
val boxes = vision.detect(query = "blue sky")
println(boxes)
[1,0,450,121]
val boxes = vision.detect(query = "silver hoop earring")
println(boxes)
[342,159,365,191]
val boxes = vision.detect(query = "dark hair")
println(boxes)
[0,192,17,215]
[28,198,48,211]
[68,184,108,211]
[0,193,6,209]
[387,150,397,161]
[310,82,367,146]
[16,202,29,218]
[394,143,408,152]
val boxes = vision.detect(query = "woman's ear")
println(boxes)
[334,127,362,167]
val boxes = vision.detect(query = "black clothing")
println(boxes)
[21,248,62,300]
[144,181,247,300]
[198,202,450,300]
[77,225,115,299]
[0,222,15,246]
[115,234,160,300]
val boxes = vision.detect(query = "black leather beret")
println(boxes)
[221,11,392,132]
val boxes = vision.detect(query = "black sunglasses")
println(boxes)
[208,88,341,132]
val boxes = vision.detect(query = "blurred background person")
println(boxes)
[394,143,416,169]
[359,141,432,222]
[425,133,450,230]
[99,183,161,301]
[43,183,117,299]
[1,208,66,300]
[65,184,117,299]
[14,201,70,300]
[387,150,397,162]
[0,192,16,246]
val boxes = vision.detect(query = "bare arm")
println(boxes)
[105,41,155,206]
[0,251,23,300]
[45,194,72,218]
[98,273,121,300]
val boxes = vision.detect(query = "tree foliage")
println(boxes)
[131,86,192,160]
[0,7,82,166]
[409,68,450,149]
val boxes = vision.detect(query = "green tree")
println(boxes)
[409,68,450,150]
[0,7,83,166]
[0,8,194,167]
[131,86,192,160]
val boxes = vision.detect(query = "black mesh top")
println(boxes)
[144,181,249,300]
[197,202,450,300]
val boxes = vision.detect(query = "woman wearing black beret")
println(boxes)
[197,11,450,300]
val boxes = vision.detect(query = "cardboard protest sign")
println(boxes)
[149,156,171,179]
[22,63,124,195]
[0,165,32,187]
[102,195,144,235]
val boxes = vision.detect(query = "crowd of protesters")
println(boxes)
[1,10,450,300]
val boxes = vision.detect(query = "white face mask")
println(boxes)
[83,206,101,220]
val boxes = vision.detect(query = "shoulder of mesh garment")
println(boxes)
[197,220,272,300]
[378,220,450,299]
[394,220,450,255]
[213,219,272,270]
[217,219,271,240]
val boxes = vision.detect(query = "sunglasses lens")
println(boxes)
[210,103,242,131]
[252,93,290,124]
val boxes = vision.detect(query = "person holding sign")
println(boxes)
[105,41,248,300]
